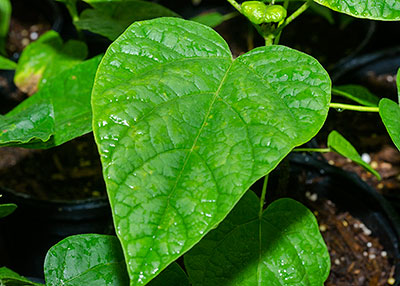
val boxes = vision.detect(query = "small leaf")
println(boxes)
[0,203,17,218]
[44,234,189,286]
[313,0,400,20]
[328,130,381,179]
[379,98,400,152]
[44,234,129,286]
[0,267,41,285]
[309,2,334,24]
[0,56,101,148]
[0,55,16,70]
[75,0,179,40]
[191,12,225,28]
[0,0,11,54]
[332,85,379,107]
[92,17,331,285]
[14,31,88,95]
[185,191,330,285]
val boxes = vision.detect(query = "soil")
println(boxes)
[0,134,107,201]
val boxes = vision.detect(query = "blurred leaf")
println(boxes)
[379,98,400,152]
[309,2,334,24]
[191,12,224,27]
[0,0,11,54]
[332,85,380,107]
[0,267,42,285]
[0,55,16,70]
[0,203,17,218]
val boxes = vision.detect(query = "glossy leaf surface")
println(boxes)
[0,0,11,54]
[0,267,40,285]
[0,203,16,218]
[328,130,381,179]
[332,85,379,107]
[313,0,400,20]
[0,55,16,70]
[92,17,331,285]
[185,191,330,285]
[14,31,87,95]
[44,234,189,286]
[75,0,179,40]
[379,98,400,152]
[0,56,101,148]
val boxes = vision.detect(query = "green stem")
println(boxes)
[226,0,242,13]
[293,148,331,153]
[259,174,269,217]
[330,103,379,112]
[274,0,311,36]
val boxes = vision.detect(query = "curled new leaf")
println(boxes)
[92,17,331,285]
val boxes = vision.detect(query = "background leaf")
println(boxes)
[0,203,17,218]
[0,55,16,70]
[379,98,400,152]
[92,17,331,285]
[332,85,379,107]
[313,0,400,20]
[14,31,88,95]
[191,12,225,28]
[0,267,41,285]
[328,130,381,179]
[44,234,189,286]
[0,0,11,54]
[185,191,330,285]
[0,56,101,148]
[75,0,179,40]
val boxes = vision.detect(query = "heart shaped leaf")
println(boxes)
[0,203,16,218]
[44,234,189,286]
[313,0,400,20]
[185,191,330,285]
[0,56,101,148]
[92,17,331,285]
[379,98,400,152]
[328,130,381,179]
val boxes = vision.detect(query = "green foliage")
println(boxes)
[191,12,225,28]
[379,98,400,152]
[0,0,11,54]
[0,203,17,218]
[241,1,286,24]
[332,85,380,107]
[185,191,330,285]
[327,130,381,179]
[0,56,101,148]
[44,234,189,286]
[313,0,400,20]
[264,5,287,23]
[0,267,41,286]
[14,31,88,95]
[0,55,16,70]
[74,0,179,40]
[92,17,331,285]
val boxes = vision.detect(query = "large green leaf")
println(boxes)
[0,0,11,54]
[313,0,400,20]
[327,130,381,179]
[0,203,16,218]
[379,98,400,152]
[14,31,88,95]
[75,0,179,40]
[0,55,16,70]
[185,191,330,285]
[92,17,331,285]
[0,56,101,148]
[332,85,379,107]
[0,267,41,285]
[44,234,189,286]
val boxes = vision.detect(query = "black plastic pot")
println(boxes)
[279,153,400,284]
[0,187,113,278]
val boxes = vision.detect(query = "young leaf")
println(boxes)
[14,31,88,95]
[0,203,17,218]
[0,0,11,54]
[313,0,400,21]
[309,2,334,24]
[185,191,330,285]
[44,234,189,286]
[75,0,179,40]
[44,234,129,286]
[191,12,225,28]
[0,55,16,70]
[328,130,381,179]
[0,56,101,148]
[332,85,379,107]
[379,98,400,152]
[0,267,41,285]
[92,17,331,285]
